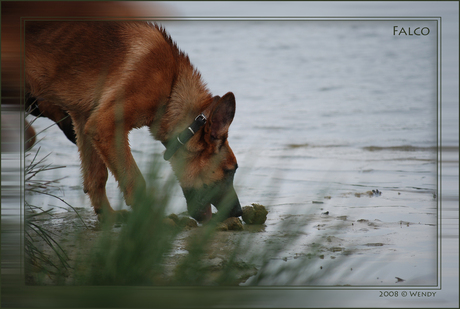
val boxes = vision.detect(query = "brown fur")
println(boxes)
[2,1,170,148]
[25,21,241,221]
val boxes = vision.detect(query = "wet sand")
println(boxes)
[26,188,437,286]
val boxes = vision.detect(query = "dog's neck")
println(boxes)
[149,65,213,149]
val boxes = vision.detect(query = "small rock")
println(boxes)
[241,206,255,224]
[242,203,268,225]
[215,222,228,231]
[162,218,177,227]
[167,213,179,224]
[178,217,198,228]
[223,217,243,231]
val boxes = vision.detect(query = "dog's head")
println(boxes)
[167,92,242,222]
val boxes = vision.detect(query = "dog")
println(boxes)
[25,21,243,222]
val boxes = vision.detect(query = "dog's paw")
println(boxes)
[97,209,130,224]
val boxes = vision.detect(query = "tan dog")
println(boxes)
[25,21,242,222]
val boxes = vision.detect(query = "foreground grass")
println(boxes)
[25,146,75,283]
[73,173,180,285]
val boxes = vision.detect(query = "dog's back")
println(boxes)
[2,2,171,149]
[27,22,175,120]
[2,1,170,98]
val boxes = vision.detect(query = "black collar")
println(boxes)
[163,113,207,160]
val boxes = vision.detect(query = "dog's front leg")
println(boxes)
[84,108,146,209]
[72,116,113,218]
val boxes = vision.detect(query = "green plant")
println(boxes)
[72,161,181,285]
[24,108,86,284]
[25,147,74,283]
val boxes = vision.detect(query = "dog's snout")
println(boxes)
[213,184,242,218]
[228,200,242,218]
[183,179,242,221]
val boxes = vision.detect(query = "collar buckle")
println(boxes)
[194,113,207,124]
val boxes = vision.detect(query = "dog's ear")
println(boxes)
[209,92,236,140]
[211,95,221,105]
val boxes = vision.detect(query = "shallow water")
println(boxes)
[27,20,441,287]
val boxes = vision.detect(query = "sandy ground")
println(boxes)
[26,207,261,286]
[25,189,437,287]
